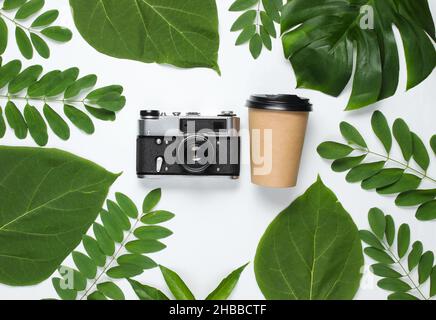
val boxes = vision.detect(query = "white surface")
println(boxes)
[0,0,435,300]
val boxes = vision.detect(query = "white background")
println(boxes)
[0,0,435,300]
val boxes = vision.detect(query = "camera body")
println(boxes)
[137,110,240,178]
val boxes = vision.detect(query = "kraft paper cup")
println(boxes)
[247,95,312,188]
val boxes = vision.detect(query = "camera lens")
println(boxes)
[177,135,215,174]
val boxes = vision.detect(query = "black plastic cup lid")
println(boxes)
[246,94,312,112]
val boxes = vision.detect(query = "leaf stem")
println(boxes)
[355,147,436,184]
[381,240,428,300]
[0,94,86,106]
[0,10,39,34]
[79,217,141,300]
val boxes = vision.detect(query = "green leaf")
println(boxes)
[85,106,116,122]
[64,74,97,99]
[260,11,276,38]
[361,169,403,190]
[59,266,87,291]
[408,241,423,272]
[30,33,50,58]
[100,209,124,243]
[388,292,419,301]
[41,26,72,42]
[378,278,411,292]
[82,235,106,267]
[259,26,272,51]
[416,200,436,221]
[5,101,27,139]
[107,199,130,231]
[396,189,436,207]
[64,104,95,134]
[411,132,430,171]
[331,155,366,173]
[128,279,169,300]
[229,0,259,11]
[0,147,117,286]
[85,85,123,101]
[376,174,421,195]
[160,265,196,300]
[370,264,402,278]
[15,27,33,59]
[236,25,256,45]
[125,240,166,254]
[23,104,48,146]
[72,252,97,279]
[115,192,138,219]
[43,104,70,140]
[385,215,395,247]
[97,282,125,300]
[0,17,7,55]
[340,122,367,148]
[368,208,386,240]
[281,0,435,110]
[117,254,157,270]
[206,263,248,300]
[15,0,44,20]
[134,226,173,240]
[8,64,42,94]
[231,10,257,31]
[142,188,161,213]
[418,251,434,284]
[397,224,410,259]
[70,0,220,73]
[141,210,175,225]
[0,107,6,138]
[317,141,353,160]
[93,223,115,256]
[0,60,22,89]
[262,0,280,23]
[87,291,107,300]
[27,70,60,97]
[393,119,413,161]
[91,92,126,112]
[106,264,143,279]
[249,33,262,59]
[371,111,392,153]
[254,177,363,299]
[46,67,79,97]
[31,10,59,28]
[364,247,394,264]
[52,278,77,300]
[359,230,384,250]
[3,0,27,10]
[430,267,436,297]
[431,135,436,155]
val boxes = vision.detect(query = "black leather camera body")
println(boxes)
[137,110,240,179]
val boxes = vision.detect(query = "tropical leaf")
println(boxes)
[0,146,118,286]
[0,59,126,146]
[206,263,249,300]
[361,209,435,300]
[160,266,196,300]
[50,189,175,300]
[0,0,71,58]
[281,0,435,110]
[318,111,436,221]
[229,0,283,59]
[69,0,220,73]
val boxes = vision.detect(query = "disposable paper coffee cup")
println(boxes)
[247,95,312,188]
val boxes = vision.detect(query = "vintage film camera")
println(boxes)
[137,110,240,178]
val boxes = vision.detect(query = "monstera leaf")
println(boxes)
[69,0,220,73]
[281,0,436,110]
[0,146,118,286]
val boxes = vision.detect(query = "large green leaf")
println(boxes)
[0,146,118,286]
[69,0,220,73]
[281,0,435,110]
[254,177,363,300]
